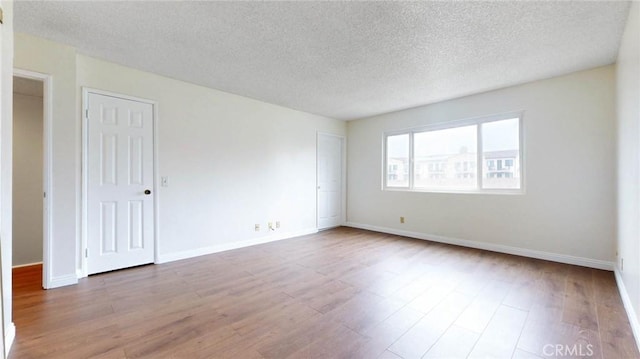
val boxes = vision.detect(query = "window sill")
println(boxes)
[383,187,525,195]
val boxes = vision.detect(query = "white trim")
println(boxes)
[157,228,318,264]
[48,273,78,289]
[341,135,347,226]
[476,122,483,189]
[80,88,159,278]
[518,113,526,191]
[152,101,161,264]
[614,269,640,353]
[345,222,614,271]
[13,68,54,290]
[11,262,42,269]
[4,322,15,357]
[80,89,88,278]
[82,88,158,105]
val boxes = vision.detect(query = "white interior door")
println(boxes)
[86,93,154,275]
[317,133,343,229]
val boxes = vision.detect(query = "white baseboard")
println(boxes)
[12,261,43,269]
[345,222,614,271]
[47,273,78,289]
[157,228,319,264]
[615,269,640,353]
[4,322,15,357]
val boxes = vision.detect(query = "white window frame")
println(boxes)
[382,111,525,194]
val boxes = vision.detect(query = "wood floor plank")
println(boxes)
[388,291,473,358]
[455,294,502,334]
[377,350,403,359]
[254,315,340,358]
[8,228,638,359]
[512,348,544,359]
[324,290,401,334]
[423,324,480,358]
[467,304,528,358]
[354,305,426,358]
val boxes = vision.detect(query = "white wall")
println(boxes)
[616,0,640,340]
[77,55,346,262]
[14,33,346,281]
[347,65,616,266]
[12,92,43,266]
[14,33,77,287]
[0,0,14,354]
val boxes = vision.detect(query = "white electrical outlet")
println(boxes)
[254,224,260,231]
[276,221,280,229]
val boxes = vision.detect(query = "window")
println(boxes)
[385,134,409,187]
[414,125,476,190]
[383,114,522,193]
[482,117,520,189]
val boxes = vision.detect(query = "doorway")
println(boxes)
[12,72,50,304]
[12,70,52,290]
[12,76,43,270]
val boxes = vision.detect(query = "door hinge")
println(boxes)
[85,248,89,258]
[43,192,46,198]
[85,109,89,119]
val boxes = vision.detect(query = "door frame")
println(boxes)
[13,69,53,289]
[80,88,160,278]
[316,132,346,229]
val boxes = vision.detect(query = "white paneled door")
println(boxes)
[317,133,343,229]
[86,93,154,275]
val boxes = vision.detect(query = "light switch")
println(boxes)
[161,176,169,187]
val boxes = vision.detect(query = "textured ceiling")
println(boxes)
[14,1,630,120]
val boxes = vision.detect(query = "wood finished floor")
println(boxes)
[10,227,639,359]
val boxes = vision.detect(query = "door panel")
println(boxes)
[101,133,117,185]
[87,93,154,275]
[100,202,117,254]
[317,134,343,229]
[129,136,144,185]
[128,200,144,250]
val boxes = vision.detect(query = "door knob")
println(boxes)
[144,189,151,195]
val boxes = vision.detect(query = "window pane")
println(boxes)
[414,125,477,190]
[386,134,409,187]
[482,118,520,189]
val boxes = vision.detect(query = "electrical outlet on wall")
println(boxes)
[400,216,405,224]
[276,221,280,229]
[254,224,260,231]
